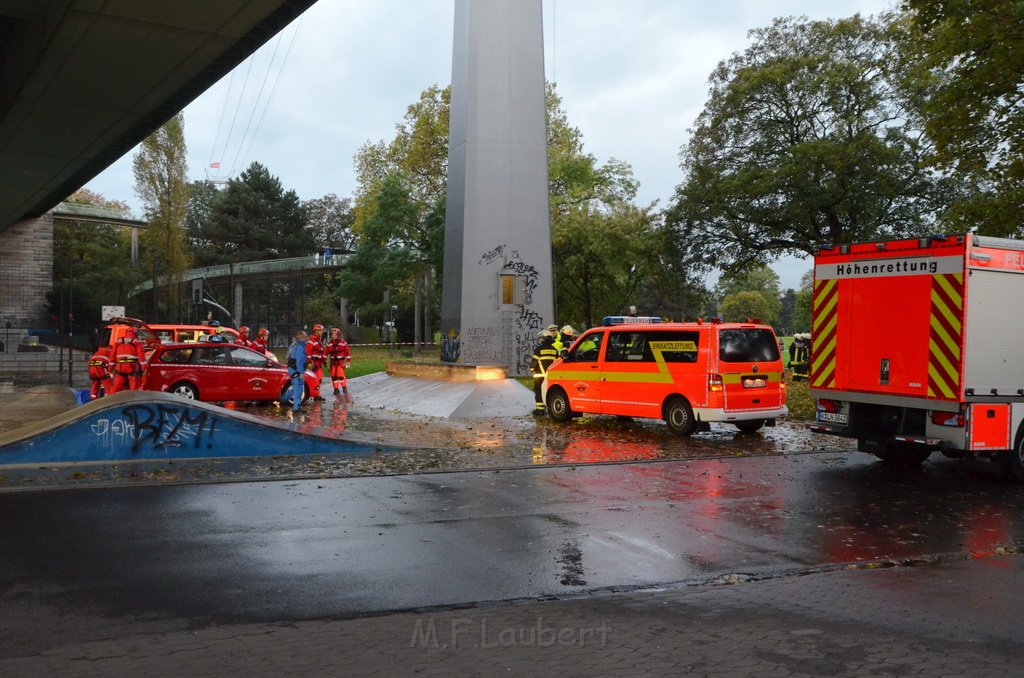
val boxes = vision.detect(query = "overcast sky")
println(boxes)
[85,0,896,290]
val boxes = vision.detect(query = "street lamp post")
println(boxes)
[389,305,398,356]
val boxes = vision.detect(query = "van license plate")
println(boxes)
[817,412,848,424]
[743,377,766,388]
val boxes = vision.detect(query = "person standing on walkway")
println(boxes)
[111,329,145,393]
[284,330,308,411]
[87,344,113,399]
[530,329,559,415]
[326,327,351,396]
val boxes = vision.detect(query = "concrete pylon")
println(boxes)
[439,0,553,377]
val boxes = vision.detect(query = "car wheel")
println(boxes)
[735,419,765,435]
[547,387,573,423]
[664,397,696,437]
[170,382,198,400]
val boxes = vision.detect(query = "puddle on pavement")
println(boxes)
[0,394,855,489]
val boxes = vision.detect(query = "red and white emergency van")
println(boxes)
[542,316,788,435]
[809,234,1024,480]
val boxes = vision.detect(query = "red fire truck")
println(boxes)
[808,234,1024,480]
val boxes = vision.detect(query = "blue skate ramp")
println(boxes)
[0,391,397,467]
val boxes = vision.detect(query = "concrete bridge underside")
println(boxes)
[0,0,316,326]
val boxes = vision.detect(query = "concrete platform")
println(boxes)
[348,372,535,419]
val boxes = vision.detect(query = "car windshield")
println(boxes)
[719,329,780,363]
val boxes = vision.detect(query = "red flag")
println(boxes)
[210,162,221,169]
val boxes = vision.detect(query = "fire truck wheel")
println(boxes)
[170,382,198,400]
[547,388,574,423]
[735,420,765,435]
[664,397,696,437]
[1003,439,1024,482]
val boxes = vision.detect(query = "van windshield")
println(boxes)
[719,329,780,363]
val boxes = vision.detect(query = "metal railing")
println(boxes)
[130,253,350,296]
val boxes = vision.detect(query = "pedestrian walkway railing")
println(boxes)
[130,253,351,296]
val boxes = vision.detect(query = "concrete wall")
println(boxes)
[440,0,554,376]
[0,214,53,327]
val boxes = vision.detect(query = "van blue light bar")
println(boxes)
[601,316,663,326]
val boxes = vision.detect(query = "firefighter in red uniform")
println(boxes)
[236,325,256,349]
[254,328,270,354]
[87,345,113,399]
[325,327,351,395]
[111,329,146,393]
[306,323,326,400]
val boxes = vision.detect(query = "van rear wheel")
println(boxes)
[664,397,696,437]
[735,419,765,435]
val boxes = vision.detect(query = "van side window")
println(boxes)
[648,331,700,363]
[607,332,648,362]
[606,331,700,363]
[569,332,604,363]
[719,329,780,362]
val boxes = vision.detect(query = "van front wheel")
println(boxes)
[664,398,696,437]
[547,387,573,423]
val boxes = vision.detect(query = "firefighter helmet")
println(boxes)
[560,325,575,337]
[239,325,250,336]
[257,328,269,339]
[313,323,325,333]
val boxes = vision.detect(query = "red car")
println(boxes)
[141,342,315,405]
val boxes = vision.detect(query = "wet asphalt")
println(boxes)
[1,385,1022,659]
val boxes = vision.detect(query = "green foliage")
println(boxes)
[48,190,145,330]
[185,179,220,252]
[133,112,191,321]
[552,203,659,327]
[719,290,774,323]
[793,270,814,333]
[303,193,356,252]
[906,0,1024,235]
[784,377,816,421]
[193,162,313,266]
[668,13,948,274]
[340,174,443,339]
[714,264,782,325]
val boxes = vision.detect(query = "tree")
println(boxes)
[48,190,144,334]
[339,173,444,339]
[793,270,814,332]
[905,0,1024,235]
[714,264,782,325]
[720,291,773,323]
[303,194,357,252]
[778,288,797,334]
[351,83,691,331]
[552,203,660,327]
[184,180,220,253]
[195,162,313,266]
[133,112,191,321]
[668,13,948,274]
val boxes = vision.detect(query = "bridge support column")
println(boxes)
[233,283,243,325]
[440,0,553,376]
[0,213,53,327]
